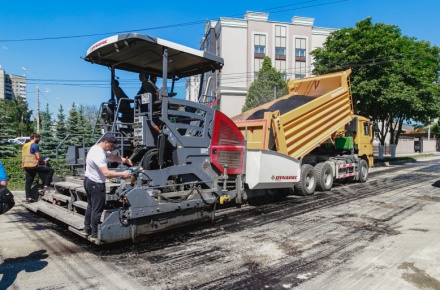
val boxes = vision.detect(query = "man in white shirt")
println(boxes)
[82,135,132,241]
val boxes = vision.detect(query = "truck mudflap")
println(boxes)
[245,150,301,190]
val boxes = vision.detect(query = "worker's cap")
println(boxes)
[101,135,118,145]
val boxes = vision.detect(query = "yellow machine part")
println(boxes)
[219,195,231,204]
[273,70,354,159]
[235,70,355,157]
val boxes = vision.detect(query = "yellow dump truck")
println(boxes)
[233,69,374,195]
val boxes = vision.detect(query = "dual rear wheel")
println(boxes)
[294,160,367,196]
[294,162,333,196]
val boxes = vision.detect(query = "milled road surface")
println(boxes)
[1,157,440,289]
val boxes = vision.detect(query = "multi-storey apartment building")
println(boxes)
[187,12,336,117]
[0,67,27,101]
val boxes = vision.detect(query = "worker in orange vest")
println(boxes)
[22,133,55,202]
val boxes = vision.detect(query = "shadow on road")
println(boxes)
[0,249,49,289]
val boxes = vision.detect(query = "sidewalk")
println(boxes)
[373,151,440,167]
[0,191,144,290]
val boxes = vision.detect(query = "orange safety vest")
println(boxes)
[22,141,39,168]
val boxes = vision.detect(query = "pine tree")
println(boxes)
[76,105,95,147]
[0,99,19,158]
[55,104,67,141]
[39,104,60,159]
[64,102,82,151]
[66,103,80,135]
[54,104,68,159]
[242,56,288,112]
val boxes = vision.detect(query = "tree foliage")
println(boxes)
[76,105,95,148]
[0,98,33,137]
[0,101,98,160]
[66,102,80,135]
[242,56,288,112]
[39,104,60,159]
[311,17,440,145]
[55,104,67,141]
[0,98,33,158]
[1,100,99,189]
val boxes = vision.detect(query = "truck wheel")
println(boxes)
[358,159,368,183]
[315,162,333,191]
[294,164,316,196]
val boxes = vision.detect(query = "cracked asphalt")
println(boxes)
[1,156,440,289]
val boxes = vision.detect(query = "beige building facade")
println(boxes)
[187,12,336,117]
[0,67,27,101]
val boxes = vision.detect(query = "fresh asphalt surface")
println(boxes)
[1,154,440,289]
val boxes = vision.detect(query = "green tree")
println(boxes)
[0,99,19,158]
[311,17,440,146]
[82,104,99,146]
[76,105,95,147]
[39,104,60,159]
[55,104,67,141]
[66,103,80,135]
[2,97,33,137]
[431,119,440,136]
[63,102,82,153]
[242,56,288,112]
[53,104,68,159]
[63,103,97,154]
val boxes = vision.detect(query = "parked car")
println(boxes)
[9,137,30,145]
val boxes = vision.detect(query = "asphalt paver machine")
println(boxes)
[24,33,301,244]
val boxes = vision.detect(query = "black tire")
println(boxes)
[294,164,316,196]
[358,159,368,183]
[315,162,333,191]
[141,149,159,170]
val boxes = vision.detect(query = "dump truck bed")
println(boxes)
[234,69,354,160]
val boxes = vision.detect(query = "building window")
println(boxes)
[364,123,370,136]
[275,48,286,56]
[254,58,264,78]
[275,60,286,80]
[254,34,266,59]
[255,45,265,54]
[295,61,306,79]
[295,38,306,62]
[275,25,286,60]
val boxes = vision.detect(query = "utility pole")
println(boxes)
[36,86,40,133]
[428,118,431,141]
[22,67,41,133]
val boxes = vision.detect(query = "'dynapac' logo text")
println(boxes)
[90,39,108,52]
[271,175,297,180]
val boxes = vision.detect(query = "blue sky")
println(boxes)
[0,0,439,116]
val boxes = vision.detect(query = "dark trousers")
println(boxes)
[83,177,106,237]
[24,166,55,199]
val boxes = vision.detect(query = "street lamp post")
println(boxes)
[22,67,40,133]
